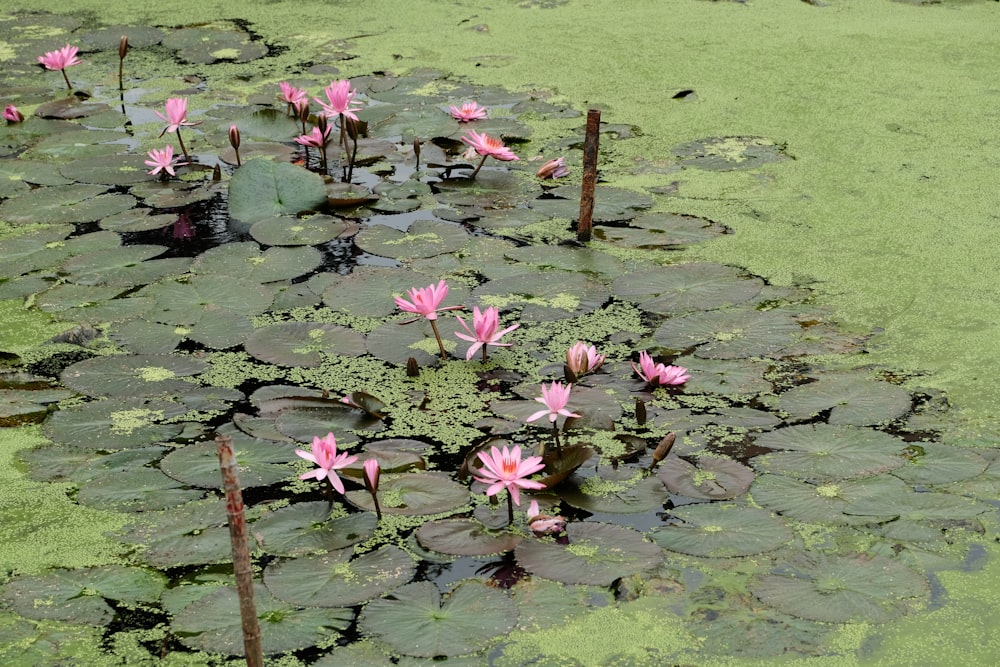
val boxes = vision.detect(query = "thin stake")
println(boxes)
[577,108,601,242]
[216,434,263,667]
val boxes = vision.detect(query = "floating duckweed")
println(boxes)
[816,484,841,498]
[693,470,718,486]
[109,409,164,435]
[172,326,191,336]
[134,366,176,382]
[383,232,441,246]
[330,560,357,582]
[408,336,455,355]
[579,474,639,498]
[201,351,287,389]
[713,328,745,342]
[702,525,724,533]
[566,543,600,559]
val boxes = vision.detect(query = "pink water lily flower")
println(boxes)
[144,145,186,176]
[394,280,454,322]
[3,105,23,123]
[461,129,518,162]
[449,101,488,122]
[154,97,198,135]
[455,306,520,361]
[632,351,690,386]
[527,499,566,535]
[526,382,582,423]
[536,157,569,179]
[566,341,605,376]
[38,44,82,89]
[315,79,361,122]
[295,432,358,494]
[473,445,546,507]
[279,81,308,108]
[363,458,381,494]
[294,125,332,148]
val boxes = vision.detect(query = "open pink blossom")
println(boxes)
[279,81,308,108]
[315,79,361,122]
[38,44,82,71]
[394,279,455,321]
[473,445,545,507]
[461,129,519,162]
[449,101,488,122]
[527,499,566,535]
[295,432,358,494]
[536,157,569,179]
[3,105,23,123]
[566,341,605,376]
[294,125,331,148]
[526,382,581,423]
[632,351,690,386]
[154,97,199,136]
[454,306,520,361]
[144,145,186,176]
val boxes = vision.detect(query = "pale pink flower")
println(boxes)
[294,125,331,148]
[566,341,605,376]
[473,445,546,506]
[315,79,361,122]
[527,500,566,535]
[3,105,23,123]
[279,81,308,107]
[37,44,82,71]
[632,351,690,386]
[154,97,199,136]
[363,458,381,494]
[449,101,488,122]
[144,145,186,176]
[295,432,358,494]
[394,280,455,322]
[536,157,569,179]
[526,382,581,423]
[454,306,520,361]
[461,129,518,162]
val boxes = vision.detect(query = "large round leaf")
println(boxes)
[355,219,470,260]
[471,271,610,321]
[649,504,792,557]
[192,242,322,283]
[249,214,354,247]
[612,263,763,315]
[138,274,274,324]
[160,437,298,489]
[43,398,186,450]
[345,472,469,516]
[416,518,523,556]
[59,354,207,398]
[245,322,366,367]
[365,317,465,366]
[117,498,235,568]
[651,308,804,359]
[251,502,377,557]
[75,467,204,512]
[228,159,327,223]
[659,456,755,500]
[890,442,989,485]
[593,212,727,247]
[323,267,469,318]
[750,472,909,526]
[558,471,668,514]
[779,375,912,426]
[751,425,907,481]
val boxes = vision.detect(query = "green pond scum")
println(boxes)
[2,0,1000,664]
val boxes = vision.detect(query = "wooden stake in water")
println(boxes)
[216,434,264,667]
[577,108,601,242]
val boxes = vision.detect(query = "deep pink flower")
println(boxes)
[632,351,690,386]
[526,382,581,423]
[454,306,520,361]
[144,145,186,176]
[461,129,518,162]
[537,157,569,179]
[363,458,381,494]
[38,44,82,71]
[279,81,308,107]
[565,341,605,376]
[295,432,358,494]
[315,79,361,122]
[473,445,546,506]
[3,105,23,123]
[449,101,488,122]
[294,125,332,148]
[394,280,455,321]
[154,97,199,136]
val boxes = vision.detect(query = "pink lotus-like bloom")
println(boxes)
[294,125,331,148]
[3,105,23,123]
[449,101,488,122]
[144,145,186,176]
[295,432,358,494]
[363,458,381,494]
[279,81,308,107]
[315,79,361,122]
[526,382,582,424]
[154,97,199,136]
[632,351,690,387]
[394,279,454,321]
[536,157,569,179]
[528,499,566,535]
[461,129,519,162]
[38,44,82,71]
[454,306,520,361]
[566,341,605,376]
[473,445,546,506]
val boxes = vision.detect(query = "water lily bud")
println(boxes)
[316,113,328,133]
[364,458,380,494]
[536,156,569,179]
[413,137,421,161]
[228,124,240,150]
[119,35,129,60]
[345,117,359,141]
[297,100,310,123]
[635,398,647,426]
[406,356,419,377]
[652,432,676,465]
[212,164,222,181]
[3,105,24,123]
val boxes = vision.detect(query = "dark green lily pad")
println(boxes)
[680,357,772,395]
[502,245,626,281]
[138,274,274,324]
[355,219,470,260]
[515,522,662,585]
[650,504,793,557]
[117,498,235,568]
[752,425,907,481]
[0,225,73,276]
[558,471,669,514]
[76,467,205,512]
[530,185,651,223]
[59,354,207,398]
[251,502,377,557]
[367,104,462,142]
[1,565,166,626]
[0,388,74,426]
[0,184,110,225]
[249,214,355,247]
[160,436,298,489]
[416,518,523,556]
[845,490,992,522]
[659,456,755,500]
[752,554,928,623]
[63,246,190,288]
[173,584,352,656]
[592,212,728,247]
[651,308,805,359]
[365,316,465,366]
[0,160,74,190]
[345,471,469,516]
[274,406,381,444]
[265,545,415,607]
[673,136,788,171]
[323,267,467,318]
[23,130,123,162]
[233,107,302,142]
[750,473,910,526]
[34,98,111,120]
[471,271,610,321]
[228,159,327,223]
[434,170,540,208]
[192,242,321,283]
[43,397,186,450]
[779,375,913,426]
[890,442,989,485]
[612,263,763,315]
[245,322,366,367]
[162,26,268,64]
[360,580,518,658]
[62,155,154,185]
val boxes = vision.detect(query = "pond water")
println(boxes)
[1,2,999,665]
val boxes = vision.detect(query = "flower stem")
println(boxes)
[469,154,488,180]
[551,422,562,454]
[506,491,514,526]
[369,491,383,521]
[481,345,488,363]
[176,129,190,163]
[429,319,448,360]
[61,69,72,90]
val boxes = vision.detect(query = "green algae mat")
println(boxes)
[1,2,1000,665]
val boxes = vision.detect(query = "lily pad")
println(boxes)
[265,545,415,607]
[752,554,928,623]
[750,472,910,526]
[62,155,154,186]
[192,242,322,283]
[62,245,190,288]
[162,26,268,64]
[751,425,907,481]
[673,136,788,171]
[845,490,992,522]
[359,580,518,658]
[251,502,377,557]
[59,354,207,398]
[365,316,465,366]
[323,267,467,318]
[515,522,662,585]
[416,518,523,556]
[249,214,355,247]
[355,219,470,260]
[43,397,186,450]
[137,274,273,324]
[160,436,298,489]
[503,245,626,281]
[245,322,366,367]
[75,467,205,512]
[650,504,793,557]
[274,406,382,444]
[558,471,669,514]
[471,271,610,321]
[890,442,990,485]
[612,263,763,315]
[228,159,328,223]
[118,498,235,568]
[593,212,728,247]
[779,375,913,426]
[0,388,74,426]
[652,308,805,359]
[659,456,755,500]
[0,184,110,225]
[345,471,469,516]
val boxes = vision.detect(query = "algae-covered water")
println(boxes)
[2,0,999,665]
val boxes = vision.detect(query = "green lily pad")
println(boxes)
[471,271,610,321]
[138,274,274,324]
[659,456,755,500]
[228,159,327,223]
[367,104,461,142]
[117,498,235,568]
[530,185,651,223]
[265,545,415,607]
[592,212,728,247]
[0,225,73,276]
[752,554,928,623]
[503,245,626,281]
[61,155,155,186]
[232,107,302,142]
[108,320,184,354]
[652,308,805,359]
[23,130,123,162]
[0,184,109,225]
[779,375,913,426]
[750,472,910,525]
[35,98,111,120]
[360,580,518,658]
[845,490,992,522]
[752,425,907,481]
[355,219,470,260]
[0,388,74,426]
[62,246,190,288]
[274,406,381,445]
[679,357,772,396]
[558,471,669,514]
[43,397,186,450]
[322,267,466,318]
[192,241,321,283]
[251,502,377,557]
[416,518,523,556]
[160,436,298,489]
[673,136,788,171]
[162,25,268,64]
[76,467,205,512]
[365,316,465,366]
[245,322,367,367]
[59,354,206,398]
[890,442,990,485]
[515,522,662,585]
[612,263,763,315]
[249,214,355,247]
[345,471,469,516]
[650,504,793,557]
[434,170,540,209]
[173,584,352,656]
